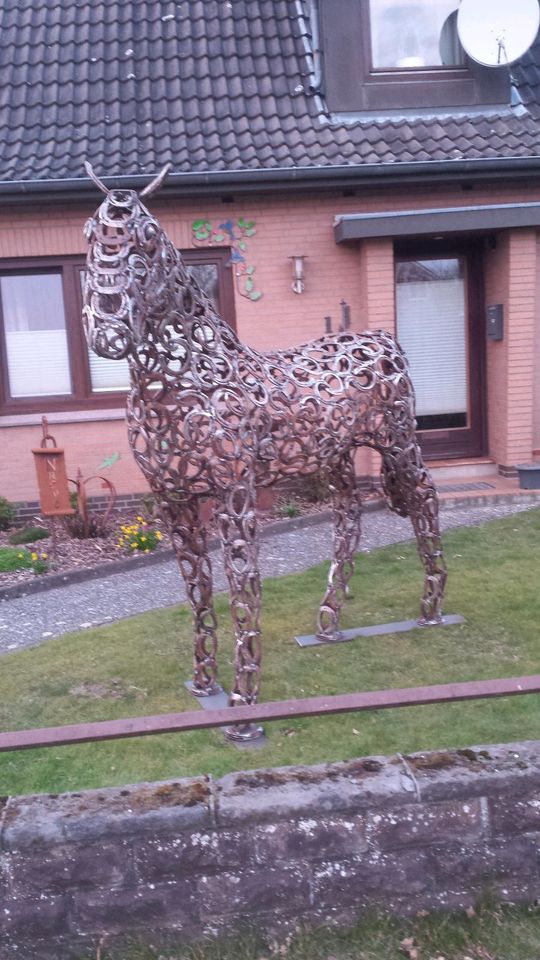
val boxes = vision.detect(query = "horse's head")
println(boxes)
[83,162,173,360]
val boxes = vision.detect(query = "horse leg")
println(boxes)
[161,499,220,696]
[381,441,447,625]
[316,457,363,642]
[216,477,264,740]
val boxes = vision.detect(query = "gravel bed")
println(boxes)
[0,498,537,655]
[0,511,169,590]
[0,495,335,591]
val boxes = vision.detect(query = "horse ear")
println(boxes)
[140,163,173,199]
[84,161,109,194]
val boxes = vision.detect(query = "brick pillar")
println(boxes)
[534,234,540,455]
[485,229,537,470]
[358,239,396,482]
[359,238,396,335]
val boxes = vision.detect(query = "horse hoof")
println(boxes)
[224,722,265,742]
[315,631,344,643]
[417,616,443,627]
[190,681,222,698]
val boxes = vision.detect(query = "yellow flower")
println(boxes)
[31,552,38,561]
[141,536,146,542]
[41,553,47,560]
[17,552,23,559]
[136,515,143,522]
[130,542,137,549]
[156,530,162,540]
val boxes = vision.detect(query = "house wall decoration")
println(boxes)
[192,216,263,302]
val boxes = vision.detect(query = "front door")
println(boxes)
[394,242,486,459]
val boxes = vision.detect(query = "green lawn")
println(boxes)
[0,508,539,796]
[83,901,540,960]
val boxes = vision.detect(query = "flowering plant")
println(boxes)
[117,516,163,554]
[0,546,48,575]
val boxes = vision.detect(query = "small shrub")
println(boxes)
[0,546,48,575]
[140,493,159,519]
[117,516,163,554]
[65,476,116,539]
[0,496,15,531]
[301,473,331,503]
[65,513,103,539]
[277,501,301,519]
[9,526,50,546]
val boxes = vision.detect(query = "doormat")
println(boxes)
[438,481,495,493]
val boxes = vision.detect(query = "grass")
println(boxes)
[0,508,539,796]
[80,901,540,959]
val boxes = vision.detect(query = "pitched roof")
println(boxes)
[0,0,539,189]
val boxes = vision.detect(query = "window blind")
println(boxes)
[2,274,72,398]
[396,276,467,418]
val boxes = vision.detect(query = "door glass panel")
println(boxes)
[395,258,467,431]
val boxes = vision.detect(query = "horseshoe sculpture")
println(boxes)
[82,164,447,738]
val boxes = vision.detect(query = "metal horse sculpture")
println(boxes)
[82,164,447,734]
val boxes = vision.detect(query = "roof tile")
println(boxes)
[0,0,538,185]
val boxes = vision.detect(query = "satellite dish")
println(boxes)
[457,0,540,67]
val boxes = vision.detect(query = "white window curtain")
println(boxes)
[369,0,463,69]
[396,261,467,418]
[84,262,219,393]
[87,350,130,392]
[2,274,72,397]
[78,270,131,393]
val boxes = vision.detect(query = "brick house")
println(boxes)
[2,0,540,511]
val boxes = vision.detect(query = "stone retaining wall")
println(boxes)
[1,740,539,958]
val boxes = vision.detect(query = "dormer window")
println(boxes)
[319,0,510,113]
[369,1,465,69]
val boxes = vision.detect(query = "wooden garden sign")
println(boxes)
[32,417,75,517]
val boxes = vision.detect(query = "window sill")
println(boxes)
[0,408,126,428]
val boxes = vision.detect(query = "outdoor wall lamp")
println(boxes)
[290,255,306,294]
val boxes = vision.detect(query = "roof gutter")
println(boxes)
[2,156,540,204]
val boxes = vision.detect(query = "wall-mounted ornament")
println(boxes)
[290,255,306,294]
[192,217,263,301]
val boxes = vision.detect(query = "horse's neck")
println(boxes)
[131,252,245,378]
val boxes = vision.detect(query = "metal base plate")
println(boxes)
[295,613,465,648]
[185,681,229,708]
[184,681,267,747]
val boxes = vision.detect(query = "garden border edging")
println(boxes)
[0,505,345,601]
[1,490,539,602]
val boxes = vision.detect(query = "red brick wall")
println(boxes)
[534,236,540,455]
[484,234,510,466]
[484,230,537,468]
[1,183,540,502]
